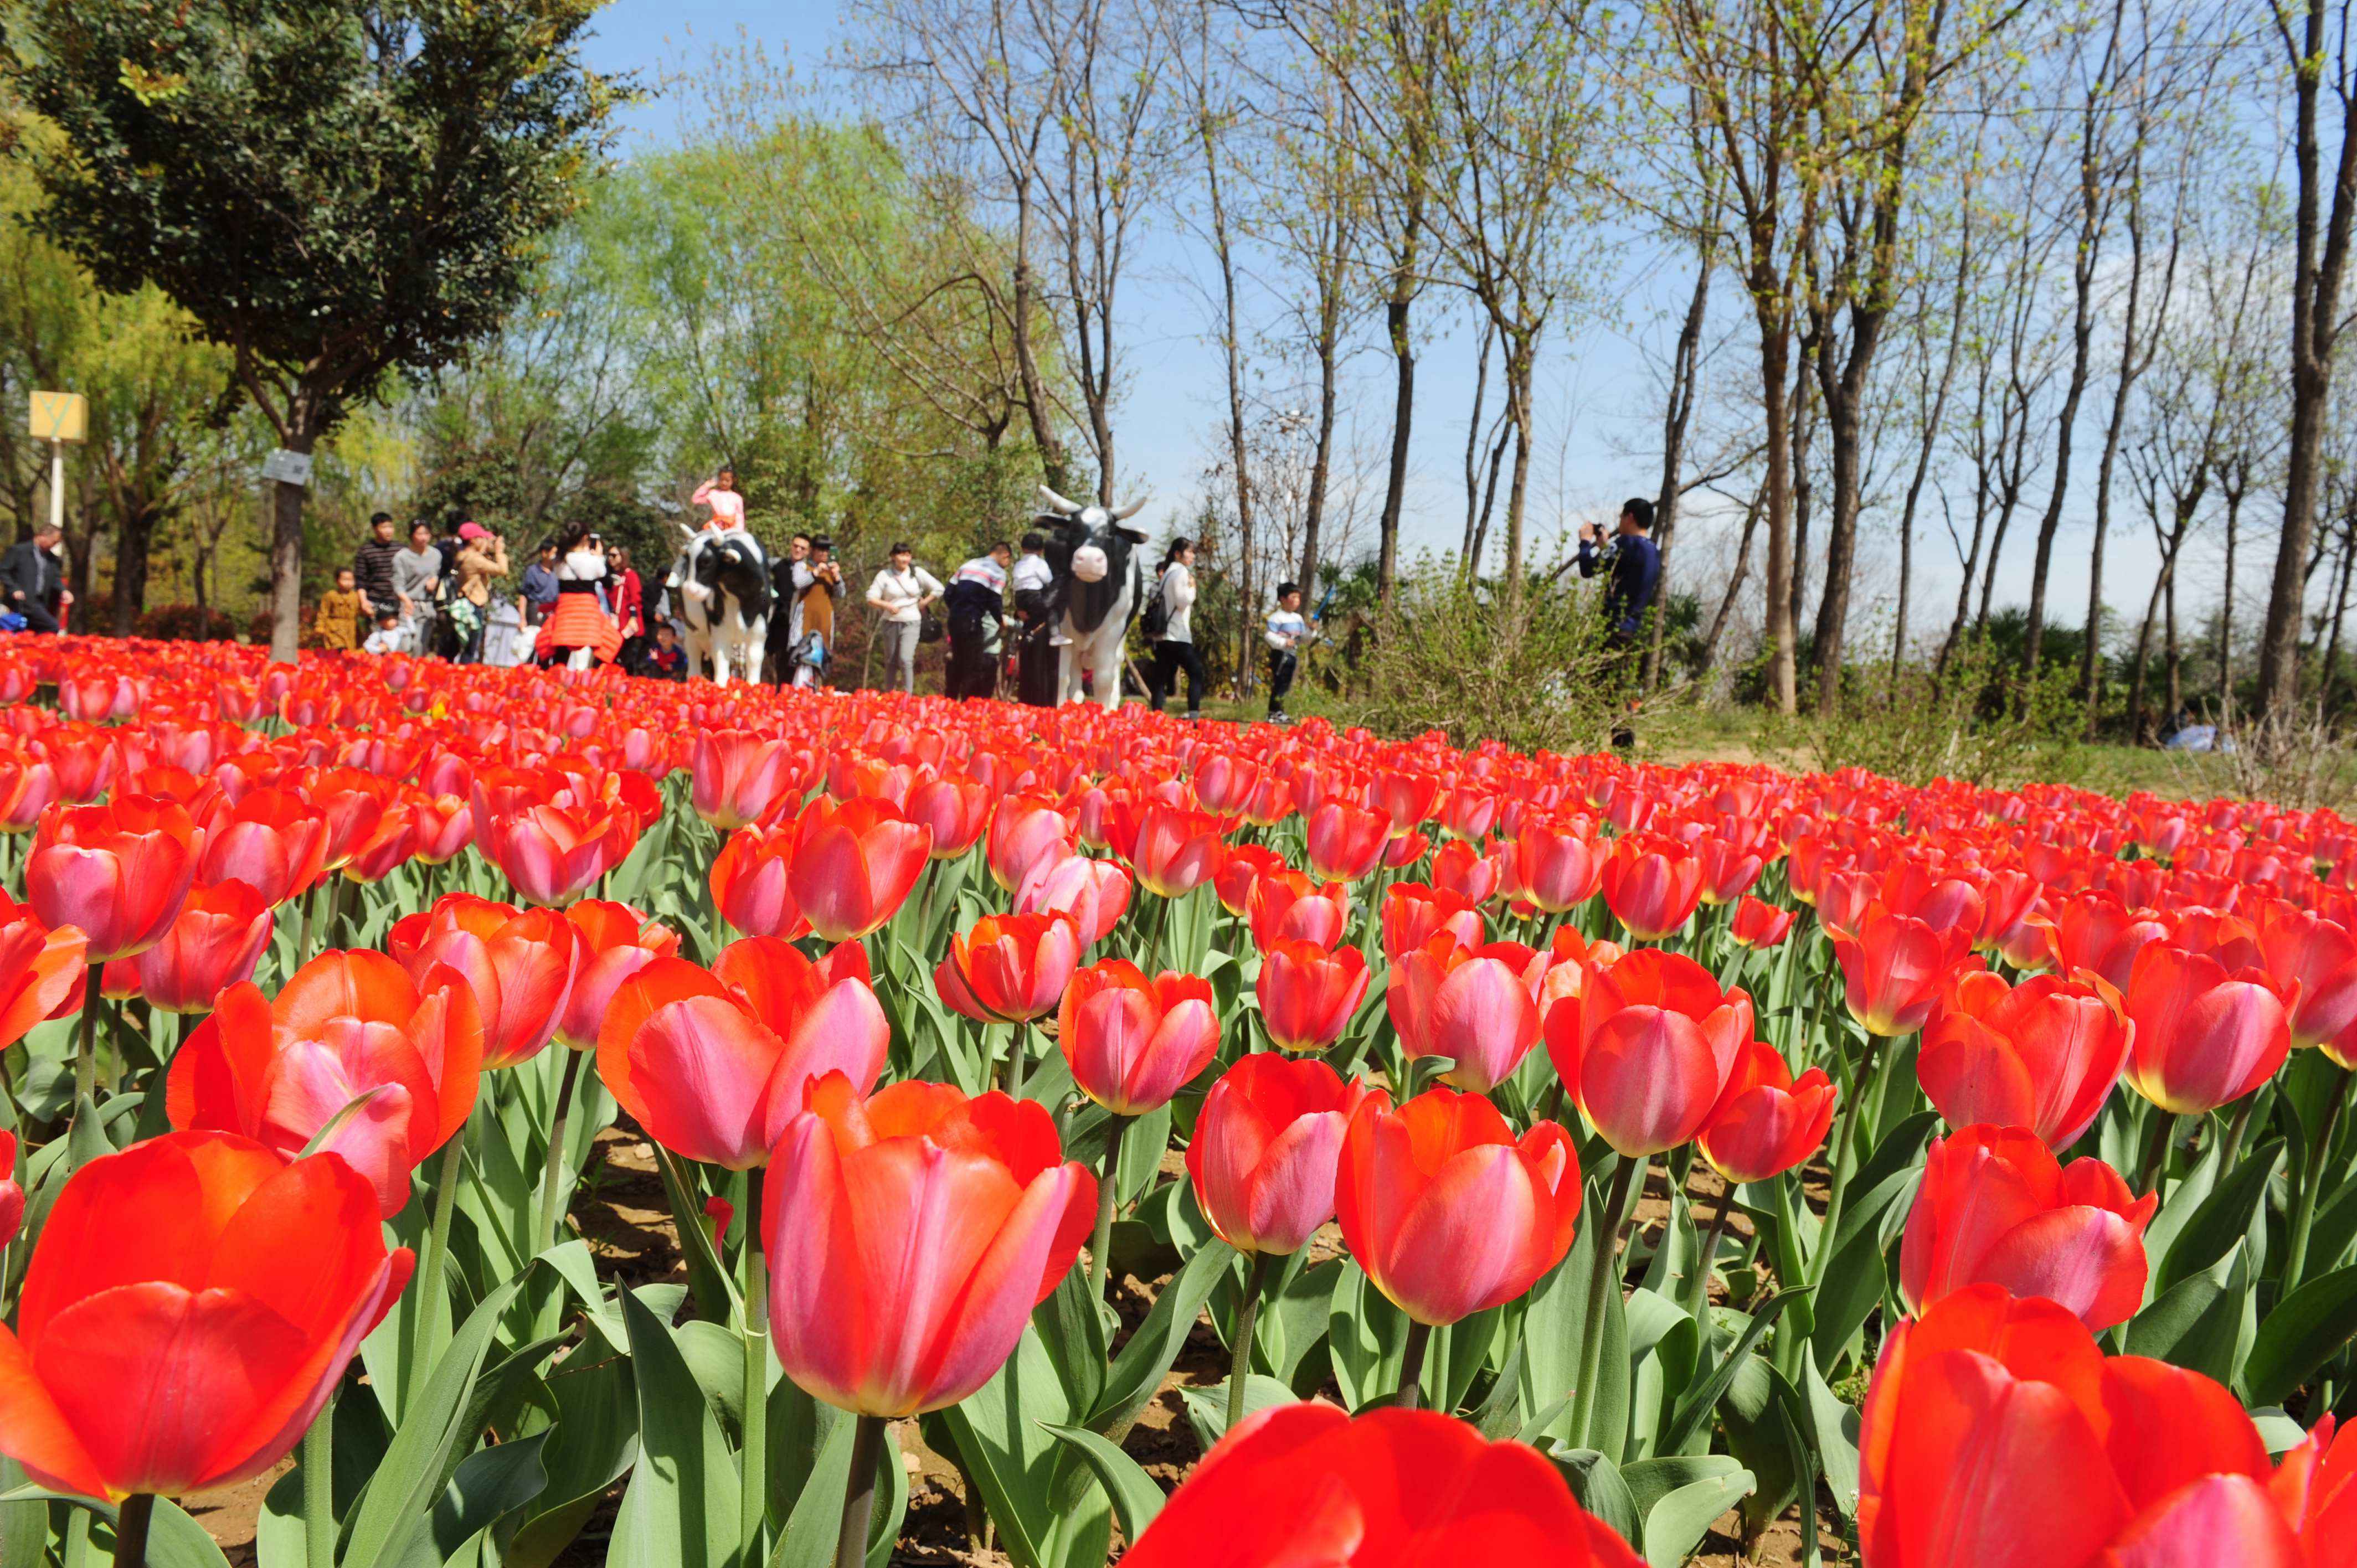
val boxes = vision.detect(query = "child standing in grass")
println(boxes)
[316,568,368,651]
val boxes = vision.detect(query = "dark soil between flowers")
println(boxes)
[188,1125,1847,1565]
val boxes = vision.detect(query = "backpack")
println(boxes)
[1139,568,1173,640]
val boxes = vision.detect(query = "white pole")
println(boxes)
[48,439,62,536]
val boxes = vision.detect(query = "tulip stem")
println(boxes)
[110,1494,155,1568]
[2286,1071,2351,1298]
[740,1175,770,1563]
[832,1414,889,1568]
[1006,1022,1031,1100]
[1696,1194,1738,1313]
[2216,1094,2261,1173]
[1393,1319,1434,1410]
[1228,1251,1275,1432]
[1807,1036,1883,1291]
[75,960,102,1104]
[414,1130,469,1396]
[303,1395,335,1568]
[1090,1114,1130,1301]
[1568,1152,1646,1446]
[2137,1108,2179,1203]
[532,1049,586,1254]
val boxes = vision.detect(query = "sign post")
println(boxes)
[28,391,86,538]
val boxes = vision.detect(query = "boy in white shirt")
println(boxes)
[1264,581,1311,722]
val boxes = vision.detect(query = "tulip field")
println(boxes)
[2,640,2356,1568]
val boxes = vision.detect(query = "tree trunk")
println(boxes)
[1810,348,1861,710]
[2219,473,2242,716]
[1461,324,1494,564]
[1010,194,1072,494]
[1200,102,1257,691]
[110,504,160,638]
[1789,359,1815,648]
[2257,0,2357,717]
[2325,506,2356,710]
[1698,489,1764,677]
[1645,243,1713,693]
[1759,296,1798,714]
[266,410,322,664]
[1500,336,1537,601]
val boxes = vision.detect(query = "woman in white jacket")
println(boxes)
[1146,538,1206,719]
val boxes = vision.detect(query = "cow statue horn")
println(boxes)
[1037,483,1086,515]
[1110,498,1149,521]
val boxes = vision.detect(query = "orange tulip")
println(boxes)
[1504,819,1604,914]
[132,880,275,1014]
[1696,1039,1836,1184]
[1830,905,1978,1038]
[905,771,992,859]
[27,796,199,961]
[195,786,327,906]
[1380,882,1485,962]
[787,796,933,941]
[1247,870,1352,952]
[1918,969,2132,1148]
[945,911,1083,1023]
[388,892,580,1070]
[1304,800,1390,883]
[2123,941,2292,1116]
[709,820,811,941]
[1550,947,1754,1158]
[0,1131,413,1502]
[557,899,681,1051]
[598,939,889,1170]
[987,795,1072,893]
[1187,1054,1373,1256]
[1897,1125,2154,1332]
[480,800,634,906]
[167,951,483,1214]
[2256,903,2357,1062]
[1131,802,1227,899]
[691,728,803,831]
[1386,933,1544,1092]
[1058,959,1220,1113]
[1212,842,1286,916]
[1255,938,1371,1053]
[0,890,86,1052]
[1729,894,1797,949]
[1601,832,1706,940]
[1336,1087,1580,1325]
[763,1074,1095,1416]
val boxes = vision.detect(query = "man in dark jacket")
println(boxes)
[2,525,66,633]
[1576,496,1661,646]
[353,513,403,618]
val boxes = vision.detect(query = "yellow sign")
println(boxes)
[29,391,86,443]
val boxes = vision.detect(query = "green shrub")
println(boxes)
[1774,635,2087,790]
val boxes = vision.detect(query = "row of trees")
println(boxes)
[1,0,2352,744]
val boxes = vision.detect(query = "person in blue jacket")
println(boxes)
[1576,496,1661,647]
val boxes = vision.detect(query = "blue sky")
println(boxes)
[580,0,2200,652]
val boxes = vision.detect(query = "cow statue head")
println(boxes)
[1035,484,1149,635]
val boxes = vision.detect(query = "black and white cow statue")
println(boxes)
[667,525,771,687]
[1035,484,1149,710]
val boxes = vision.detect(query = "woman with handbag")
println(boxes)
[862,542,942,694]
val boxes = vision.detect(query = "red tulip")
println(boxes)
[598,939,889,1170]
[132,880,275,1014]
[1432,836,1505,906]
[1382,828,1432,869]
[1057,960,1219,1113]
[987,795,1072,893]
[0,891,87,1051]
[1439,785,1500,842]
[1187,1054,1372,1256]
[905,772,992,859]
[1337,1087,1580,1325]
[1898,1125,2154,1332]
[788,796,933,941]
[1121,1403,1646,1568]
[1248,870,1352,952]
[2257,903,2357,1062]
[2124,942,2293,1115]
[1695,834,1767,905]
[195,786,327,906]
[1256,938,1371,1053]
[0,1131,20,1251]
[1601,832,1706,940]
[1387,934,1544,1092]
[1730,895,1797,949]
[1304,800,1390,883]
[27,797,199,961]
[557,899,681,1051]
[1918,969,2132,1149]
[691,728,802,831]
[1696,1039,1837,1184]
[0,1132,412,1502]
[1859,1286,2304,1568]
[1504,820,1603,913]
[409,792,475,865]
[0,756,59,834]
[1133,802,1227,899]
[338,799,420,885]
[167,952,485,1215]
[1550,947,1754,1158]
[709,821,810,941]
[946,911,1083,1023]
[2039,891,2171,991]
[1213,843,1286,916]
[388,893,581,1070]
[1013,850,1133,947]
[763,1074,1095,1416]
[1381,883,1484,963]
[1830,905,1978,1038]
[480,801,632,906]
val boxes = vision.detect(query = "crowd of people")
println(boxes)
[302,462,1481,715]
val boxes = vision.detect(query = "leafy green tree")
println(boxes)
[2,0,625,658]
